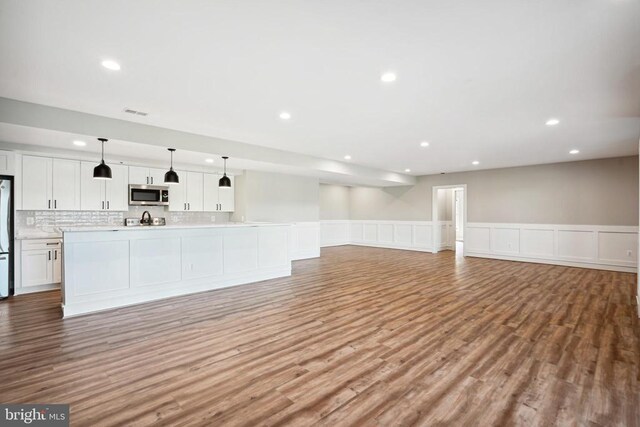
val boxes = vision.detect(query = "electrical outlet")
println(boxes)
[627,250,633,257]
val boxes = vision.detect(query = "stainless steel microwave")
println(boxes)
[128,185,169,206]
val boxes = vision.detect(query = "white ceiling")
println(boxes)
[0,0,638,177]
[0,122,407,186]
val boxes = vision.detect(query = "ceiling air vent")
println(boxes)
[123,108,148,116]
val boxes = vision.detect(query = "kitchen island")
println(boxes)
[60,223,292,317]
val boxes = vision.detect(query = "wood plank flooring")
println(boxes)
[0,245,639,426]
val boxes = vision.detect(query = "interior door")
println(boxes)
[80,161,105,210]
[52,159,80,210]
[22,156,52,210]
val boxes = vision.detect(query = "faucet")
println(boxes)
[141,211,151,225]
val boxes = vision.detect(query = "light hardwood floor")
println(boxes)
[0,246,638,426]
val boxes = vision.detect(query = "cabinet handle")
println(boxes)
[184,203,186,210]
[188,202,190,210]
[48,200,51,209]
[46,243,58,246]
[151,177,154,184]
[48,251,51,261]
[54,250,57,260]
[102,201,105,210]
[54,200,57,209]
[107,201,110,210]
[146,176,149,185]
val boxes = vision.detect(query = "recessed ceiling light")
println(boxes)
[420,141,429,147]
[205,158,214,163]
[101,60,121,71]
[405,169,411,173]
[73,140,86,147]
[380,72,397,82]
[472,161,480,165]
[569,149,580,154]
[279,111,291,120]
[545,118,560,126]
[344,155,351,160]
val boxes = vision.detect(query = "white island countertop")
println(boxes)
[60,222,290,233]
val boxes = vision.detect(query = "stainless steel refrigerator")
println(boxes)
[0,176,13,298]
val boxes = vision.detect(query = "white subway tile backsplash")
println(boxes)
[16,208,230,233]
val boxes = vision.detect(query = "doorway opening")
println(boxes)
[432,185,466,256]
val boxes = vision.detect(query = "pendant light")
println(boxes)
[219,156,231,187]
[93,138,112,180]
[164,148,179,184]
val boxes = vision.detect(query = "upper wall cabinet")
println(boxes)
[168,171,204,212]
[129,166,167,186]
[80,162,128,211]
[203,173,235,212]
[22,156,80,210]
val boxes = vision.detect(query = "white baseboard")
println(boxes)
[466,251,637,273]
[15,283,60,295]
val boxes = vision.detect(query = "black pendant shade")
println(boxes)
[164,148,179,184]
[93,138,112,180]
[219,156,231,187]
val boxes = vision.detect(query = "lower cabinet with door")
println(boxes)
[18,238,62,294]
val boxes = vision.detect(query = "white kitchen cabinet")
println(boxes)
[148,168,166,186]
[203,173,235,212]
[52,246,62,284]
[129,166,166,185]
[169,171,203,211]
[186,172,203,211]
[81,162,128,211]
[22,156,80,210]
[52,159,81,210]
[21,249,52,287]
[80,162,105,210]
[21,239,62,288]
[105,164,129,211]
[22,156,51,210]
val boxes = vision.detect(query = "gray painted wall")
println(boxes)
[319,184,350,220]
[232,170,319,222]
[331,156,638,225]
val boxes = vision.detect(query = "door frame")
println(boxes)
[431,184,467,256]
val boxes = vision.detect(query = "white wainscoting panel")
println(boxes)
[520,228,555,258]
[319,220,350,247]
[290,222,320,260]
[321,221,434,252]
[320,221,638,272]
[466,223,638,272]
